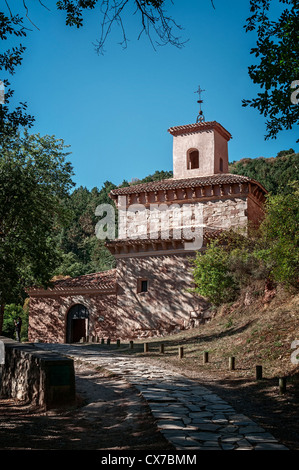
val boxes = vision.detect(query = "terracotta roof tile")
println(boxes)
[109,173,254,197]
[53,269,116,287]
[28,269,117,293]
[167,121,232,140]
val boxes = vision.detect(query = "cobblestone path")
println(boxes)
[37,343,288,451]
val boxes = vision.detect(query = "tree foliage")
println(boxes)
[0,10,35,134]
[258,182,299,286]
[229,150,299,195]
[55,182,117,277]
[192,183,299,305]
[0,0,184,134]
[243,0,299,141]
[134,169,173,184]
[56,0,186,53]
[54,170,172,277]
[192,240,238,306]
[0,131,75,313]
[2,303,28,341]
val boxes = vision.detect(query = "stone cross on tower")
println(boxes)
[194,85,205,123]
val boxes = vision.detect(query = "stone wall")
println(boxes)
[0,337,75,409]
[28,292,117,343]
[28,270,207,342]
[115,253,210,339]
[119,196,248,240]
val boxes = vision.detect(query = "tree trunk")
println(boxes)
[0,304,4,335]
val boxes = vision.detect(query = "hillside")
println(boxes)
[126,281,299,382]
[90,282,299,450]
[127,282,299,450]
[229,149,299,195]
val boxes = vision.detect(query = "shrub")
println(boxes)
[192,184,299,305]
[2,303,28,341]
[258,182,299,287]
[192,241,238,305]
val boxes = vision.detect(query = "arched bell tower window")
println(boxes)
[187,149,199,170]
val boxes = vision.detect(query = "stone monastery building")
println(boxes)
[28,116,267,344]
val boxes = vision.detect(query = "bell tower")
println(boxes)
[168,86,232,180]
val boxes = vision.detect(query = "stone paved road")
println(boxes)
[36,343,288,451]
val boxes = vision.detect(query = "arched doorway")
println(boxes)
[66,304,89,343]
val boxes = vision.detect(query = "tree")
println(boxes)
[243,0,299,141]
[192,240,238,306]
[54,183,117,277]
[258,182,299,286]
[56,0,186,54]
[0,131,75,333]
[2,303,28,341]
[192,184,299,306]
[1,0,186,135]
[230,150,299,195]
[0,10,35,134]
[138,169,173,183]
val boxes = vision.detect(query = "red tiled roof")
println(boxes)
[51,269,116,289]
[167,121,232,140]
[28,269,117,294]
[109,173,255,197]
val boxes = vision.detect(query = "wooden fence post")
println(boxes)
[203,351,209,364]
[256,365,263,380]
[229,357,235,371]
[279,377,287,394]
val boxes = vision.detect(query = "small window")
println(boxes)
[137,279,148,293]
[141,280,148,292]
[187,149,199,170]
[219,158,224,172]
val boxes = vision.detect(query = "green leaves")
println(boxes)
[243,0,299,141]
[192,241,238,306]
[259,183,299,286]
[230,150,299,195]
[0,10,34,133]
[53,182,117,277]
[192,183,299,306]
[0,131,75,305]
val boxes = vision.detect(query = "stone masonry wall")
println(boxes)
[28,292,117,343]
[120,197,248,240]
[115,253,210,339]
[0,337,75,409]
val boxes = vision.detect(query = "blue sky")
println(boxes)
[4,0,298,190]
